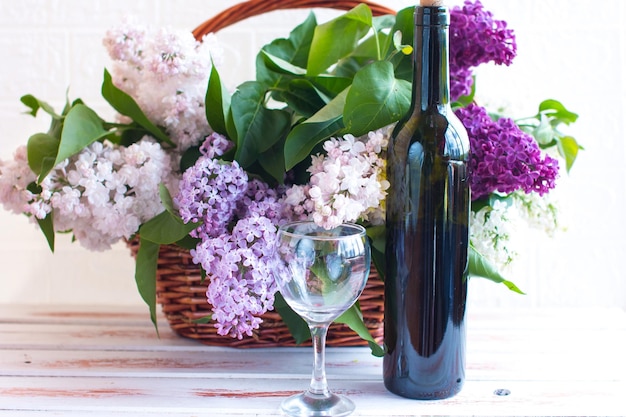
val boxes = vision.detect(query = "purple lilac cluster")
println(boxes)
[199,132,233,159]
[236,178,283,221]
[449,0,517,100]
[175,156,248,239]
[193,215,280,339]
[456,103,560,201]
[174,134,283,339]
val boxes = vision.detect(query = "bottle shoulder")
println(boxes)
[391,107,470,159]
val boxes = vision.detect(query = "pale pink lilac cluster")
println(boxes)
[450,0,517,100]
[175,135,283,339]
[282,128,390,230]
[455,103,560,201]
[103,21,224,152]
[0,138,172,251]
[0,146,38,217]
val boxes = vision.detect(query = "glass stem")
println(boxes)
[308,323,330,397]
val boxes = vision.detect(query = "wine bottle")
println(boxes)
[383,1,471,400]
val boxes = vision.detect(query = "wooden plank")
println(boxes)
[0,322,198,350]
[0,376,624,416]
[0,335,623,382]
[2,310,624,352]
[0,348,380,379]
[2,321,624,373]
[0,306,624,416]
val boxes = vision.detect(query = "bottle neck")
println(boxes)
[413,6,451,111]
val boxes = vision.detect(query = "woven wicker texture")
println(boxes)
[147,0,395,348]
[129,240,385,347]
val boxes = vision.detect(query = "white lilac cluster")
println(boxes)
[510,189,562,237]
[282,128,391,230]
[470,199,520,271]
[103,21,224,152]
[0,138,172,251]
[175,134,283,339]
[469,189,562,272]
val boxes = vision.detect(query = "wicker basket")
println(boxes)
[140,0,396,348]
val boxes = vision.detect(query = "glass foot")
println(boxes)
[280,390,355,417]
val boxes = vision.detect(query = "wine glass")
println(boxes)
[274,221,371,417]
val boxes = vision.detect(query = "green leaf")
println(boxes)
[101,69,174,147]
[279,79,329,118]
[158,183,178,216]
[258,140,287,184]
[335,303,384,357]
[179,146,202,173]
[205,64,231,135]
[273,292,310,344]
[139,210,198,245]
[225,106,238,143]
[387,7,415,81]
[55,104,110,166]
[26,133,59,177]
[36,213,55,252]
[230,81,291,169]
[26,181,42,195]
[257,12,316,89]
[532,113,556,146]
[333,56,375,79]
[192,315,213,324]
[260,50,307,76]
[372,13,397,33]
[139,184,199,246]
[558,135,581,173]
[281,12,318,69]
[344,61,411,136]
[174,234,202,250]
[366,225,386,281]
[539,99,578,125]
[284,88,349,170]
[116,126,149,147]
[155,184,205,242]
[469,245,525,294]
[135,238,160,333]
[284,117,343,170]
[307,4,373,76]
[347,29,385,61]
[309,76,352,99]
[20,94,63,119]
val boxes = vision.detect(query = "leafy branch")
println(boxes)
[516,99,582,172]
[206,5,416,183]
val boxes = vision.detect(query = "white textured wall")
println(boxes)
[1,0,624,309]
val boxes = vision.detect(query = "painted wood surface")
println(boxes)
[0,305,625,416]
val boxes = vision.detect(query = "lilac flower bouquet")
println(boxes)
[0,1,580,346]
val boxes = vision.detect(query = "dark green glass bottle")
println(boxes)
[383,5,470,400]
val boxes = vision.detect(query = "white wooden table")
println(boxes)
[0,305,624,416]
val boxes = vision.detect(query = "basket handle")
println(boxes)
[192,0,397,39]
